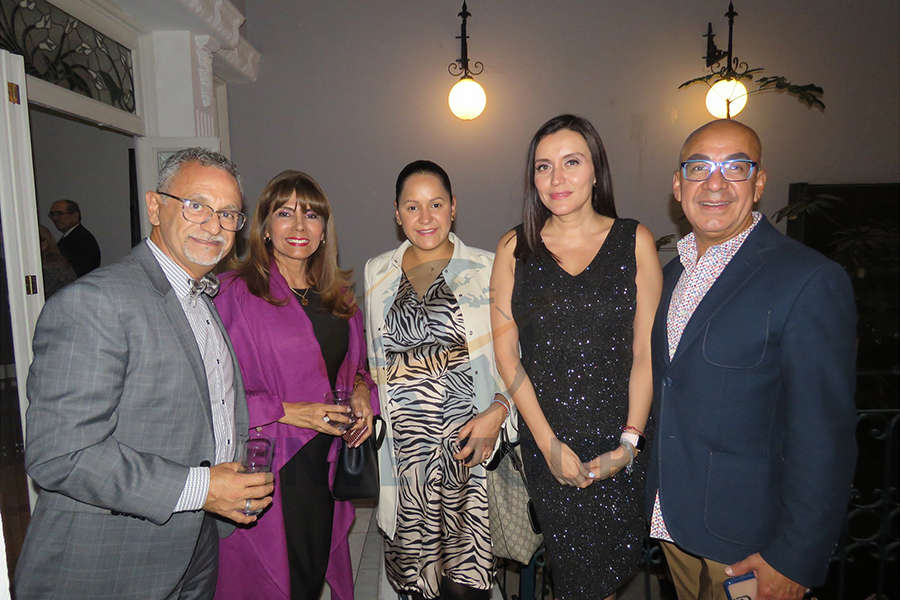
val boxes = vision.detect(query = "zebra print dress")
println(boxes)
[382,272,493,598]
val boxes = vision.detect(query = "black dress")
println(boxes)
[281,288,348,600]
[510,219,645,599]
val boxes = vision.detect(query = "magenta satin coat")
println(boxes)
[213,265,378,600]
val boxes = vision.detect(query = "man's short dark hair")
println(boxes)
[58,199,80,217]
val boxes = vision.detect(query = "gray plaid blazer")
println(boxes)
[14,241,248,599]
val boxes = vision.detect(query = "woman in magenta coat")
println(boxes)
[214,170,378,600]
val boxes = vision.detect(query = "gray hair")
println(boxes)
[156,147,242,195]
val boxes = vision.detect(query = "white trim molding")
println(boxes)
[176,0,243,48]
[194,34,219,108]
[213,36,260,83]
[26,75,145,135]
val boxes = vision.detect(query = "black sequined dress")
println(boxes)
[511,219,645,599]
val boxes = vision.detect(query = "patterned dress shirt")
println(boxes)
[650,212,762,542]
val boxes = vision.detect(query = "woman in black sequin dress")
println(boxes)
[490,115,662,599]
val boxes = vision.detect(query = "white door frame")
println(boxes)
[0,50,44,511]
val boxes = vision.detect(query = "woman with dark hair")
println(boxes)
[491,115,662,599]
[365,160,512,600]
[214,170,378,600]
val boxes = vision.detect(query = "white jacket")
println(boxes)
[364,232,515,540]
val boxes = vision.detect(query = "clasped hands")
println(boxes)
[541,438,634,488]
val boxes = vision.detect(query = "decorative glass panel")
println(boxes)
[0,0,135,113]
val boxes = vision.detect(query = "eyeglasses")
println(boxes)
[156,191,247,232]
[48,210,74,217]
[680,159,758,182]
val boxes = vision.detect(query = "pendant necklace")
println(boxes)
[292,287,310,306]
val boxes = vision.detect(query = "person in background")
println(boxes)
[214,170,377,600]
[491,114,662,600]
[365,160,512,600]
[16,147,273,599]
[646,119,857,600]
[37,224,76,297]
[48,198,101,276]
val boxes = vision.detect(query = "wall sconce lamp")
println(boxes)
[679,2,824,119]
[447,2,486,120]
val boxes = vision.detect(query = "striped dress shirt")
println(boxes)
[146,240,236,513]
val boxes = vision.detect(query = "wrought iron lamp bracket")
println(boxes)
[678,1,825,111]
[447,1,483,79]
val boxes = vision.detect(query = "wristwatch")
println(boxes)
[620,431,645,452]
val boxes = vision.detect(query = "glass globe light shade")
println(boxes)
[705,79,748,119]
[448,77,486,120]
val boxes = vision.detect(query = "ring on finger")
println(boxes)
[323,415,330,423]
[244,499,252,513]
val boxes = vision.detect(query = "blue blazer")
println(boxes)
[646,217,857,587]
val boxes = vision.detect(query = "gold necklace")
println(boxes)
[292,287,310,306]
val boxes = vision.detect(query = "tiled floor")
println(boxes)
[321,504,662,600]
[317,503,378,600]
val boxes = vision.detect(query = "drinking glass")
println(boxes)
[240,437,274,515]
[324,389,357,432]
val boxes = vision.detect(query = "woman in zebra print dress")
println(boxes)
[365,161,513,600]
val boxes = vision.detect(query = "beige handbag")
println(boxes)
[486,429,543,564]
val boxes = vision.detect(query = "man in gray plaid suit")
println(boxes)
[14,148,274,599]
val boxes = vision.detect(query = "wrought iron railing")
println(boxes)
[821,409,899,600]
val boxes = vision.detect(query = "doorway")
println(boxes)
[29,105,135,269]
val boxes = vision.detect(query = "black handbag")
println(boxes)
[332,415,385,501]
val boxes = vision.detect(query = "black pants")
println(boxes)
[280,434,335,600]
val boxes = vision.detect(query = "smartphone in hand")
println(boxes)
[724,572,757,600]
[342,424,368,446]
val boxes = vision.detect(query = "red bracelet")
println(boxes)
[622,425,644,436]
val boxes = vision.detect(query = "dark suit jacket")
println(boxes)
[646,217,857,587]
[15,241,248,599]
[57,223,101,276]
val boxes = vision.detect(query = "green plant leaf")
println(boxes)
[678,74,715,89]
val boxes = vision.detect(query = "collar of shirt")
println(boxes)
[60,223,79,238]
[676,211,763,270]
[146,238,198,300]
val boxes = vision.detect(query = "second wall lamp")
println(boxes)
[447,2,486,120]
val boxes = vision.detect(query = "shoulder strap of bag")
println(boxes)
[373,414,386,449]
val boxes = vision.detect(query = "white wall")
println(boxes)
[29,107,134,266]
[228,0,900,283]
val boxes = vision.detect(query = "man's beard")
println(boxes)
[184,235,227,266]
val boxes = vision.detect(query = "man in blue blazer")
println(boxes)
[646,120,857,599]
